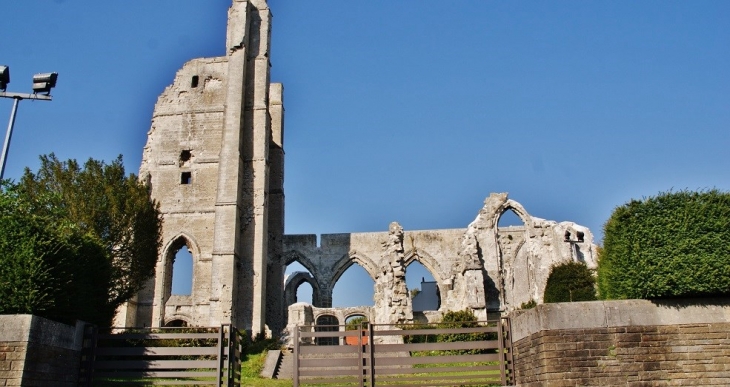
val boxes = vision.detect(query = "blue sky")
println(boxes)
[3,1,729,308]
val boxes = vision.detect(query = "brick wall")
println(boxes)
[0,342,27,386]
[0,315,84,386]
[510,299,730,386]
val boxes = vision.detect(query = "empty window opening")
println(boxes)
[498,209,525,228]
[180,149,192,162]
[406,260,440,311]
[191,75,199,88]
[332,263,375,307]
[315,315,340,346]
[171,246,193,295]
[285,261,315,305]
[165,319,188,327]
[295,282,313,304]
[181,172,192,184]
[345,315,368,330]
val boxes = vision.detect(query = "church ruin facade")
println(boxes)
[115,0,598,336]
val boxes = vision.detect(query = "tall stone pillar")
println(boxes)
[374,222,413,326]
[266,83,285,333]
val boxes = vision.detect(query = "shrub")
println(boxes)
[436,309,491,354]
[543,261,597,303]
[598,189,730,299]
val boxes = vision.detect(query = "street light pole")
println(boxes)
[0,97,21,180]
[0,66,57,181]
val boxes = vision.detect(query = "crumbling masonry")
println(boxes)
[115,0,597,336]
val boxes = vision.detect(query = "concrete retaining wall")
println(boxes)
[0,315,85,386]
[511,299,730,386]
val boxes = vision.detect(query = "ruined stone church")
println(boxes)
[115,0,597,336]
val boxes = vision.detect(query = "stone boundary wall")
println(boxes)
[0,315,85,386]
[510,299,730,386]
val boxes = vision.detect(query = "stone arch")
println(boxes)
[403,249,446,286]
[495,199,533,231]
[344,310,372,322]
[329,250,379,287]
[163,313,192,327]
[282,250,319,279]
[161,233,201,303]
[284,271,322,307]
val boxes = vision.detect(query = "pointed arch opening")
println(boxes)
[405,260,440,312]
[332,262,375,308]
[498,208,526,229]
[284,261,317,305]
[172,246,193,295]
[163,236,198,305]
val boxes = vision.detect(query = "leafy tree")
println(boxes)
[543,261,597,303]
[598,189,730,299]
[2,154,162,325]
[0,184,113,325]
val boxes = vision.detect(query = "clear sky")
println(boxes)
[2,1,729,308]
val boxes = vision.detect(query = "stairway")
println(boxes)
[275,350,293,379]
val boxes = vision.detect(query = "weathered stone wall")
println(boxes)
[511,299,730,386]
[282,193,597,328]
[0,315,85,387]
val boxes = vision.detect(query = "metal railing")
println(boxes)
[293,318,514,387]
[78,324,243,386]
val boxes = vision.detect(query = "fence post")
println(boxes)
[227,325,233,387]
[505,317,515,385]
[216,325,226,387]
[368,323,375,387]
[293,326,300,387]
[78,324,97,387]
[359,323,365,387]
[497,318,506,386]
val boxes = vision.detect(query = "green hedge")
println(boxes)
[598,189,730,299]
[543,261,596,303]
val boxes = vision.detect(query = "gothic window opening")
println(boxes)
[191,75,199,88]
[171,245,193,296]
[285,261,315,305]
[406,260,440,311]
[332,263,374,307]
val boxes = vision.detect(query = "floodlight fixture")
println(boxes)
[32,72,58,95]
[0,66,8,91]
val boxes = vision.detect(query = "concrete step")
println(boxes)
[275,351,293,379]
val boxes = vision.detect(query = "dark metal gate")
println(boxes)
[78,324,243,386]
[293,318,514,386]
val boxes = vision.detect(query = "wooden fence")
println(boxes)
[78,324,243,386]
[293,318,514,387]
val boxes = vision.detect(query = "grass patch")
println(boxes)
[240,336,293,386]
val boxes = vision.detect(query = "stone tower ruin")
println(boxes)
[115,0,284,336]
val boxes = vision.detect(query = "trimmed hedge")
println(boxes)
[598,189,730,299]
[543,261,597,303]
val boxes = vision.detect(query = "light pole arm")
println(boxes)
[0,92,53,180]
[0,97,21,180]
[0,91,53,101]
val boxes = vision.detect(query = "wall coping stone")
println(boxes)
[0,314,85,351]
[510,298,730,342]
